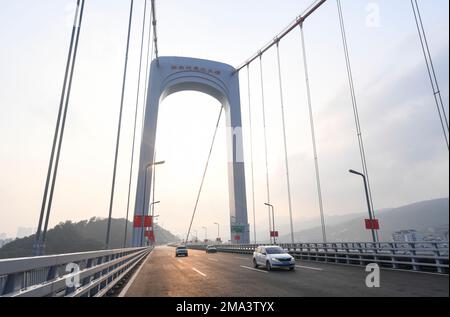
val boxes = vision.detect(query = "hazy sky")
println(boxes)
[0,0,448,242]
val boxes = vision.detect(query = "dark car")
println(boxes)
[206,246,217,254]
[175,246,188,257]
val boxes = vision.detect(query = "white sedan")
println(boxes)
[253,246,296,271]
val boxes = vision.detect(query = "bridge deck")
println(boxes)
[124,246,448,297]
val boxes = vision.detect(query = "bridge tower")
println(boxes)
[132,56,250,246]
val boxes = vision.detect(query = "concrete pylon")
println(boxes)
[132,57,249,246]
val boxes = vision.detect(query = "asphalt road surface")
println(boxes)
[123,246,449,297]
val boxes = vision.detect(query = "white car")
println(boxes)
[175,246,188,257]
[253,246,296,271]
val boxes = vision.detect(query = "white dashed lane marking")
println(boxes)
[296,265,323,271]
[192,268,207,277]
[240,265,269,274]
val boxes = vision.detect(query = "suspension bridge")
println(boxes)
[0,0,448,297]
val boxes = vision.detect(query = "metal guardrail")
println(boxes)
[187,242,449,274]
[0,247,152,297]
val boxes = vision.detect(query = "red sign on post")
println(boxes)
[365,219,380,230]
[270,231,279,237]
[134,215,153,228]
[133,215,142,227]
[144,216,153,227]
[145,230,155,242]
[234,235,241,241]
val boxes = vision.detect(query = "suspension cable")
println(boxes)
[185,106,224,244]
[33,0,84,256]
[151,151,157,227]
[105,0,135,249]
[124,0,149,248]
[38,0,86,255]
[137,8,155,173]
[138,0,156,153]
[299,23,327,243]
[411,0,449,150]
[246,65,257,244]
[142,1,159,232]
[336,0,378,241]
[276,42,295,244]
[142,7,155,134]
[135,6,155,247]
[259,56,273,244]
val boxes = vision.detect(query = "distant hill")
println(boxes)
[278,198,449,243]
[0,217,180,259]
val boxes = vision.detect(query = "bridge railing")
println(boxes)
[0,247,152,297]
[186,242,449,274]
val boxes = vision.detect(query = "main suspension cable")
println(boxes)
[33,0,85,256]
[299,24,327,243]
[336,0,378,241]
[236,0,327,72]
[411,0,449,150]
[106,0,135,249]
[276,42,295,244]
[185,106,224,244]
[124,0,150,248]
[150,0,159,65]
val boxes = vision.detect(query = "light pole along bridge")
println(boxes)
[0,0,448,297]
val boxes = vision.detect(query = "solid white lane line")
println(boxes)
[208,258,219,262]
[296,265,323,271]
[192,268,207,277]
[240,265,268,274]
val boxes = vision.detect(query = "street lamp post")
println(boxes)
[265,203,276,244]
[149,214,160,246]
[193,229,198,242]
[214,222,220,241]
[202,226,208,242]
[349,169,377,243]
[146,199,160,246]
[141,161,165,246]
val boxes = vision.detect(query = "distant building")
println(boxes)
[392,230,425,242]
[16,227,35,239]
[0,233,6,240]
